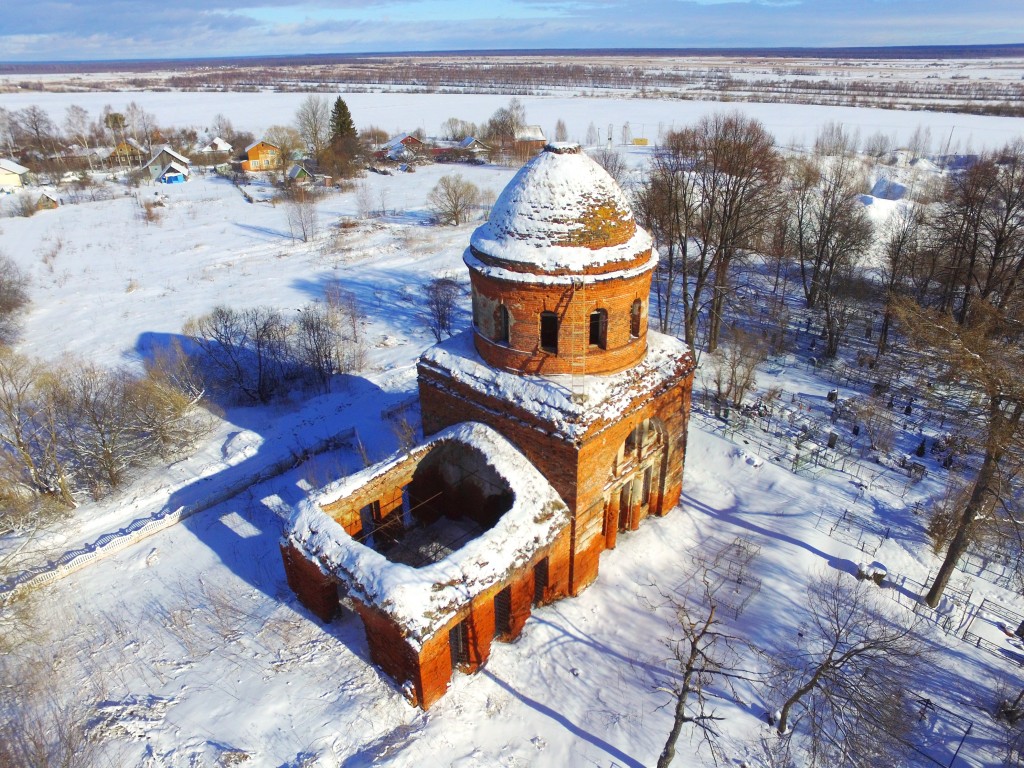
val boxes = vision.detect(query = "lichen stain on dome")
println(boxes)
[549,194,636,249]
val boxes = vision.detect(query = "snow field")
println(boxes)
[2,92,1023,765]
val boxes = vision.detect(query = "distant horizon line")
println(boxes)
[3,42,1024,72]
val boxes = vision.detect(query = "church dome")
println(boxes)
[469,143,652,277]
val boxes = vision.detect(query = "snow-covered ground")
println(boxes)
[2,93,1024,766]
[2,91,1023,154]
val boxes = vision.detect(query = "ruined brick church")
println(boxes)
[281,143,696,708]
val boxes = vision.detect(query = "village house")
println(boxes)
[0,158,29,190]
[286,163,313,185]
[513,125,547,161]
[379,133,425,162]
[198,136,233,155]
[107,138,146,168]
[282,143,696,709]
[433,137,491,164]
[241,140,281,172]
[35,192,59,210]
[143,147,192,183]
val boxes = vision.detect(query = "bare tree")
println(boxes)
[554,118,568,142]
[0,107,14,155]
[668,113,779,352]
[184,306,294,405]
[0,254,30,347]
[876,201,925,356]
[0,349,74,513]
[634,113,782,352]
[654,542,762,768]
[284,187,319,242]
[48,364,150,497]
[294,294,367,393]
[484,97,526,146]
[930,141,1024,324]
[131,352,209,460]
[819,262,870,359]
[702,327,768,413]
[585,121,600,146]
[895,299,1024,607]
[588,146,628,187]
[63,105,94,168]
[264,124,304,168]
[788,125,873,311]
[294,303,337,393]
[295,95,330,160]
[633,143,697,337]
[12,106,55,155]
[771,570,928,767]
[440,117,477,141]
[424,276,461,341]
[862,130,893,160]
[427,173,481,226]
[323,284,366,374]
[124,101,158,154]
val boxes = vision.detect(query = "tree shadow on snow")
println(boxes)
[481,669,647,768]
[127,331,409,615]
[234,221,293,241]
[682,491,859,578]
[291,270,472,346]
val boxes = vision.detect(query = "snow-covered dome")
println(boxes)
[469,143,652,276]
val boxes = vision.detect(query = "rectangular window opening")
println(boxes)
[589,310,607,349]
[449,620,470,669]
[540,313,558,353]
[494,586,512,638]
[533,558,549,605]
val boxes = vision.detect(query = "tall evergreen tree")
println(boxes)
[324,96,360,178]
[329,97,356,144]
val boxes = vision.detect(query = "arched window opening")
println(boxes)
[540,312,559,353]
[495,304,510,345]
[622,419,664,465]
[630,299,642,338]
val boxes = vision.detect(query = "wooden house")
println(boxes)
[286,163,313,185]
[144,147,191,181]
[35,192,59,210]
[241,141,281,172]
[380,134,424,162]
[108,139,146,168]
[513,125,547,162]
[199,137,232,155]
[459,137,490,156]
[0,158,29,190]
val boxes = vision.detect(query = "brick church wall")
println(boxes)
[469,268,654,376]
[281,542,340,622]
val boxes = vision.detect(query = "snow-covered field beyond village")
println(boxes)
[3,91,1024,766]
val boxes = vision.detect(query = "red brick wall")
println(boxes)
[418,370,582,510]
[281,542,340,622]
[468,266,654,375]
[420,357,693,597]
[355,600,438,706]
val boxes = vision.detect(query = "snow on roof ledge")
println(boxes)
[286,422,570,647]
[419,330,694,442]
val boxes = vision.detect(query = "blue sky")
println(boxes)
[0,0,1020,61]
